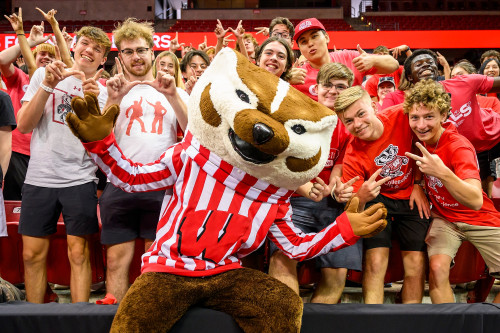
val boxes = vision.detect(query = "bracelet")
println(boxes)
[330,183,339,201]
[40,83,54,94]
[16,33,24,36]
[405,47,411,52]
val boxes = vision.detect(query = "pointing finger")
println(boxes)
[415,142,432,157]
[405,152,423,162]
[344,176,360,187]
[368,168,383,182]
[92,68,104,81]
[375,176,392,187]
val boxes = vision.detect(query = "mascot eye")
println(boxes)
[236,89,250,103]
[291,124,306,135]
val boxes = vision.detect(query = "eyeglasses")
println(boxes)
[271,31,291,39]
[120,47,150,57]
[322,83,349,91]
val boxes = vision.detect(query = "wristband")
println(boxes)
[16,33,25,36]
[405,47,411,52]
[414,180,423,186]
[40,83,54,94]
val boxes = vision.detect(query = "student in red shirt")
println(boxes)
[404,79,500,304]
[334,86,431,304]
[291,18,399,101]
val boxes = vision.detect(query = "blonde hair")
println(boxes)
[403,79,451,117]
[75,26,111,56]
[113,18,154,50]
[32,43,55,58]
[153,51,185,89]
[334,86,371,115]
[317,63,354,87]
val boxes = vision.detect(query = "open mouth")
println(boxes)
[228,129,276,164]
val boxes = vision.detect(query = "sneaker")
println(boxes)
[95,293,117,305]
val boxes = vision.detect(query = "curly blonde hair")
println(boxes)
[333,86,371,115]
[113,18,154,50]
[403,79,451,117]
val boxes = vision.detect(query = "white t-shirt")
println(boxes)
[21,67,107,187]
[114,85,188,163]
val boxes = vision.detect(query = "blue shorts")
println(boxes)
[270,195,363,271]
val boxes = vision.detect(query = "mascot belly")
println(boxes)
[67,48,387,333]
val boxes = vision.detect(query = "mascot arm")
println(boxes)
[83,132,179,193]
[268,197,387,261]
[267,206,359,262]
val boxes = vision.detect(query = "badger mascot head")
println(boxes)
[188,47,336,190]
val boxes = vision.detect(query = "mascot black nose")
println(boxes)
[253,123,274,145]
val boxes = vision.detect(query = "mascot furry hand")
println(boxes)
[68,48,387,333]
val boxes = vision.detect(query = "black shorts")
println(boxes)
[477,140,500,180]
[2,152,29,200]
[363,194,430,252]
[18,182,98,237]
[98,183,165,245]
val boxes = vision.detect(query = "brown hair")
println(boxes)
[317,63,354,87]
[75,26,111,56]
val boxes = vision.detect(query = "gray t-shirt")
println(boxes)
[21,67,107,187]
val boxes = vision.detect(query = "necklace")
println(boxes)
[423,127,444,154]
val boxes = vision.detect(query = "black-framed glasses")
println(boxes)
[322,83,349,91]
[271,31,291,39]
[120,47,150,57]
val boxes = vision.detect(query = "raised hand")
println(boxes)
[82,68,104,96]
[254,26,269,36]
[352,44,375,72]
[43,45,82,88]
[143,70,176,97]
[198,35,208,51]
[214,19,230,39]
[356,168,392,204]
[406,142,448,180]
[185,75,197,95]
[230,20,245,39]
[222,34,234,47]
[61,27,73,50]
[36,7,58,26]
[169,32,185,53]
[67,93,120,143]
[345,197,388,238]
[106,58,141,104]
[288,65,307,84]
[4,8,23,33]
[16,56,25,67]
[27,22,51,47]
[388,45,409,59]
[332,176,360,203]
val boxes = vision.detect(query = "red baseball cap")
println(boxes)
[293,18,326,41]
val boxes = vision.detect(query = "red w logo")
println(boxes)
[177,210,251,264]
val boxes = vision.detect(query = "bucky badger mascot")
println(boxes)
[67,48,387,332]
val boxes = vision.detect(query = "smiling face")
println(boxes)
[297,29,330,67]
[73,36,107,74]
[315,79,349,110]
[35,50,55,68]
[377,81,395,101]
[270,23,293,46]
[257,41,288,78]
[118,38,154,79]
[338,95,383,141]
[408,54,439,84]
[156,54,176,77]
[483,61,500,77]
[408,104,446,145]
[186,55,208,79]
[451,65,468,78]
[188,48,337,190]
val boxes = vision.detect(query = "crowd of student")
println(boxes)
[0,8,499,307]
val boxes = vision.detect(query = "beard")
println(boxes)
[125,59,152,77]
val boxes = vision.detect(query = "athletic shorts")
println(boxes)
[99,183,165,245]
[477,140,500,180]
[363,194,430,252]
[269,196,363,271]
[2,152,29,200]
[19,182,98,237]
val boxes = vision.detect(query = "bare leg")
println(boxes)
[310,267,347,304]
[268,251,299,295]
[105,240,135,302]
[22,235,50,303]
[67,234,91,302]
[362,247,389,304]
[401,250,426,303]
[428,254,454,304]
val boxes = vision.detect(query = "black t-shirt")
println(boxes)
[0,90,16,184]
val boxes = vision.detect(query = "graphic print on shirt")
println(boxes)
[146,100,168,134]
[448,101,472,127]
[426,174,443,193]
[125,97,147,135]
[177,210,251,264]
[374,144,409,178]
[52,90,74,125]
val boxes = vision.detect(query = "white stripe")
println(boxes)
[270,79,290,114]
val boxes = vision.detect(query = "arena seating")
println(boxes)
[363,15,500,30]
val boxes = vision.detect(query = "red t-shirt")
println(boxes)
[342,105,416,200]
[380,89,404,110]
[365,66,404,98]
[317,121,351,183]
[2,67,31,155]
[477,94,500,115]
[292,50,377,101]
[423,123,500,227]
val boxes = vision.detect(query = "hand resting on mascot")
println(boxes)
[67,48,387,333]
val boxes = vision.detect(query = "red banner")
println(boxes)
[1,30,500,51]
